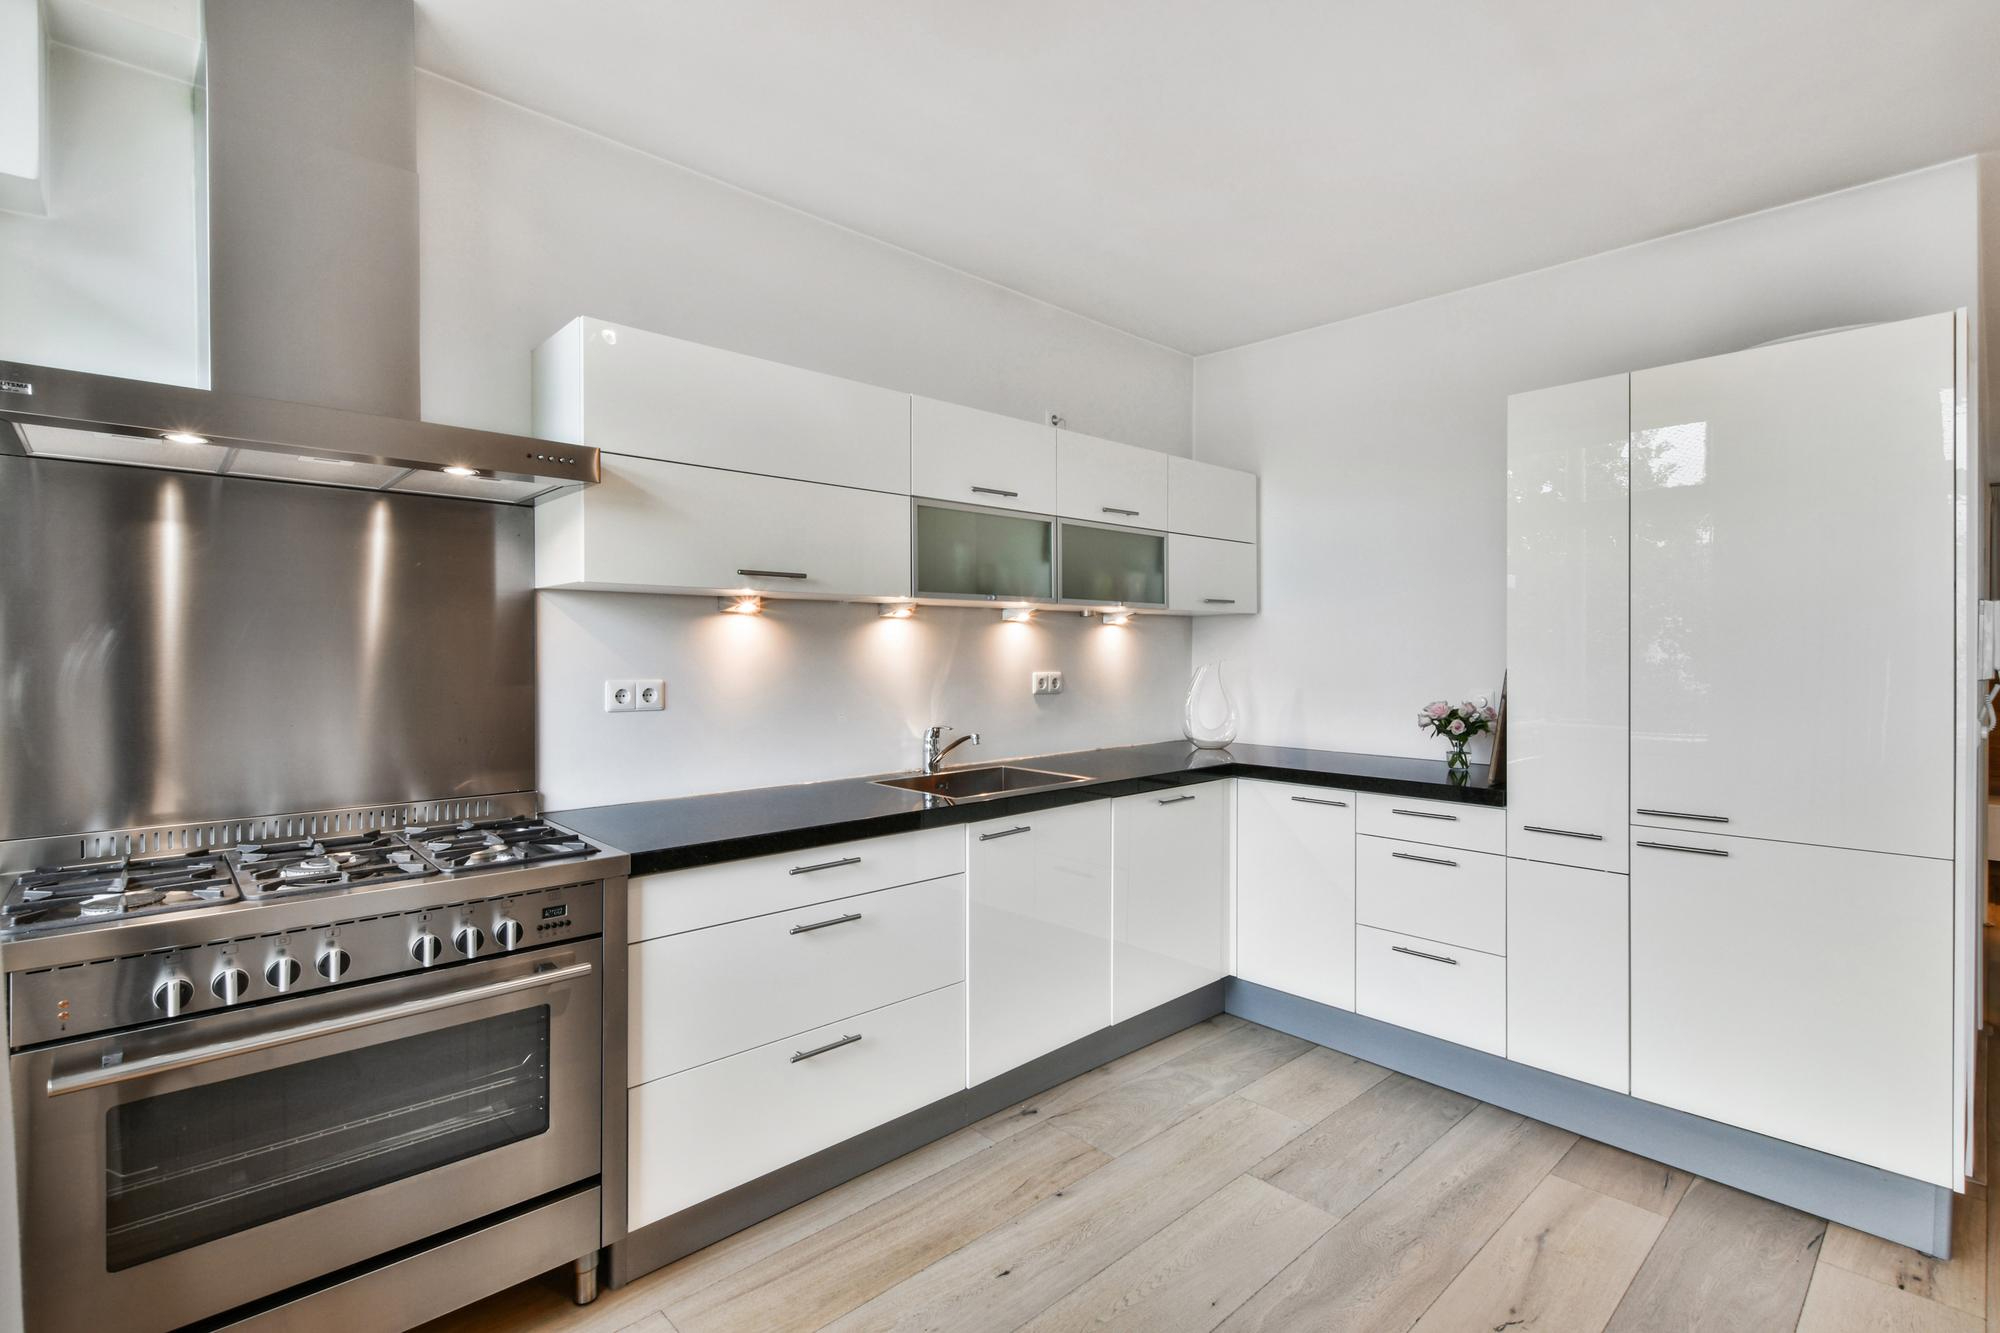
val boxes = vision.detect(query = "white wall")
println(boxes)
[414,74,1198,805]
[1192,159,1982,762]
[0,42,203,384]
[539,595,1190,810]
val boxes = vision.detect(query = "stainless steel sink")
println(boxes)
[872,764,1093,800]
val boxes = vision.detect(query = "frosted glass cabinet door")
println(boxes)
[1059,520,1165,606]
[1629,313,1956,858]
[1505,374,1628,872]
[913,501,1055,602]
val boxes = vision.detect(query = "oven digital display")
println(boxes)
[540,904,568,920]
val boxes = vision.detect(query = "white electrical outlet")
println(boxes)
[604,679,637,713]
[1031,671,1065,696]
[635,679,665,711]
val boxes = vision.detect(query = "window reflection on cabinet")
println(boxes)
[913,500,1054,602]
[1058,520,1165,607]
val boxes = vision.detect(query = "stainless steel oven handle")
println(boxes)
[45,959,595,1098]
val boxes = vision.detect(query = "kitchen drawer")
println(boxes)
[630,874,966,1084]
[1357,793,1505,854]
[1356,925,1505,1056]
[1356,836,1506,955]
[628,983,966,1227]
[627,826,964,942]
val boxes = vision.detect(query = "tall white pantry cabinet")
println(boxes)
[1506,311,1974,1191]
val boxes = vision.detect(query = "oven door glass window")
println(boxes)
[103,1006,551,1271]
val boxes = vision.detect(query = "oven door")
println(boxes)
[13,940,601,1333]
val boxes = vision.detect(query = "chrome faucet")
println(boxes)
[923,725,981,774]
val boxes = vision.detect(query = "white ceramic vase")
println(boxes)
[1183,662,1239,749]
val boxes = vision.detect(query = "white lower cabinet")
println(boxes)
[1235,781,1356,1010]
[628,983,967,1228]
[1506,860,1628,1092]
[967,803,1113,1086]
[1630,832,1954,1185]
[1355,925,1506,1056]
[1113,784,1232,1021]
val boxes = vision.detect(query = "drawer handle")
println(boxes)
[970,485,1020,499]
[1100,506,1141,517]
[1156,793,1197,805]
[790,1033,862,1063]
[1291,796,1348,808]
[1636,808,1730,824]
[1521,825,1604,841]
[1391,945,1459,966]
[1202,598,1236,605]
[978,825,1032,841]
[1636,840,1730,858]
[1391,851,1458,868]
[789,911,863,935]
[789,856,862,876]
[736,568,810,580]
[1391,808,1458,821]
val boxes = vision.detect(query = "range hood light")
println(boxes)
[441,465,479,477]
[161,431,210,446]
[299,456,354,467]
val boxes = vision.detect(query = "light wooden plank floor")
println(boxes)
[423,1016,1994,1333]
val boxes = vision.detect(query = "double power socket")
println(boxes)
[604,679,665,712]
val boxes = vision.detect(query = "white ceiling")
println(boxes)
[415,1,2000,355]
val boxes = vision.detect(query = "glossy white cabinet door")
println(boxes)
[1167,456,1257,542]
[1630,313,1956,858]
[1236,781,1356,1009]
[1630,831,1953,1185]
[911,396,1056,514]
[1506,860,1627,1092]
[1056,429,1169,529]
[534,317,911,494]
[1167,534,1258,614]
[1112,783,1232,1021]
[1355,926,1506,1056]
[1506,374,1629,872]
[966,802,1113,1085]
[536,454,911,599]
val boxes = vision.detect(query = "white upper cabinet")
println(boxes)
[534,317,911,494]
[1167,534,1258,614]
[1056,429,1169,529]
[1167,456,1257,542]
[1629,313,1956,858]
[537,455,911,599]
[1235,781,1356,1010]
[1112,783,1232,1021]
[1506,374,1629,872]
[910,396,1056,514]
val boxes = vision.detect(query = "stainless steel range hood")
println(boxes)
[0,360,597,503]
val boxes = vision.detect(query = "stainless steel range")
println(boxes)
[0,800,629,1333]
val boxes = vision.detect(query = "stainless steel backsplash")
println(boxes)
[0,456,536,841]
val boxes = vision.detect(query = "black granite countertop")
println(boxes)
[549,740,1502,877]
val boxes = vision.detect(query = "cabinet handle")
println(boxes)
[1100,506,1141,517]
[1391,808,1458,821]
[1392,945,1459,966]
[1521,825,1604,841]
[1156,793,1197,805]
[1202,597,1236,605]
[790,1033,862,1063]
[789,911,863,935]
[737,568,809,580]
[1290,796,1348,808]
[1635,808,1730,824]
[978,825,1032,841]
[970,485,1020,499]
[1636,840,1730,858]
[1391,851,1458,868]
[789,856,862,876]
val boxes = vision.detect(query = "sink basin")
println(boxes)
[873,764,1092,800]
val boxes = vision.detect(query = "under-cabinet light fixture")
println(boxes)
[1000,607,1034,623]
[1101,609,1134,627]
[878,602,917,619]
[718,594,764,616]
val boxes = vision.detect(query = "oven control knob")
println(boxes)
[494,918,524,950]
[316,948,351,981]
[266,957,302,992]
[453,925,485,957]
[411,933,443,966]
[152,977,194,1015]
[210,967,250,1004]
